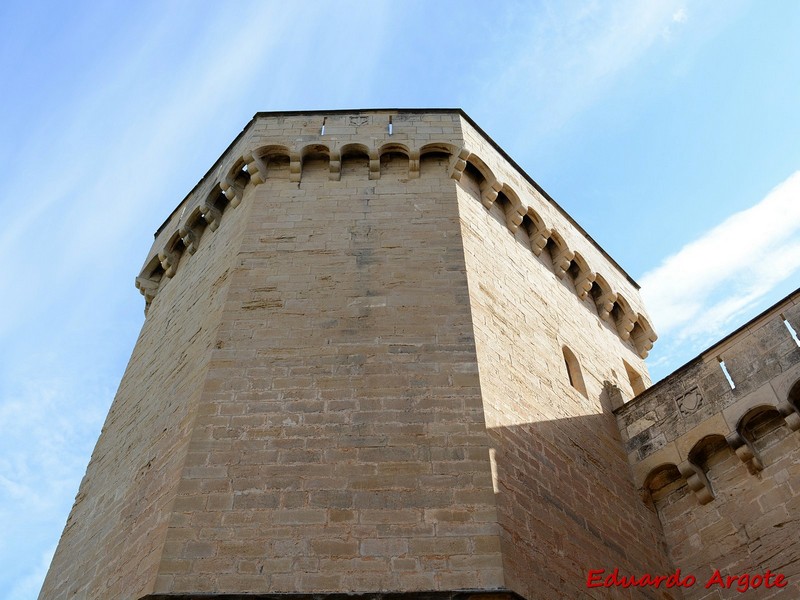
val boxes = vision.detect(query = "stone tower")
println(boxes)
[39,109,668,600]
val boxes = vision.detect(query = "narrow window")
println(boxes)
[563,346,587,397]
[623,360,646,396]
[781,314,800,347]
[718,358,735,389]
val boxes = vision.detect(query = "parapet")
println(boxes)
[136,109,657,357]
[616,289,800,503]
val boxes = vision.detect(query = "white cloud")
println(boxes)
[476,0,689,136]
[641,171,800,346]
[673,7,688,23]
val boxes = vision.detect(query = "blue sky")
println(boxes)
[1,1,799,598]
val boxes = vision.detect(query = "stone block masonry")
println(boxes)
[617,291,800,599]
[41,110,673,600]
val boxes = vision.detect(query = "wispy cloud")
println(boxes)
[471,0,691,138]
[641,171,800,370]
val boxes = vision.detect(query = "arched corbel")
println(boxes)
[480,178,503,209]
[219,181,241,208]
[595,288,617,321]
[524,211,550,256]
[178,224,198,255]
[725,431,763,474]
[448,148,470,181]
[549,235,574,279]
[777,400,800,431]
[614,298,637,340]
[243,153,265,186]
[632,315,658,359]
[135,275,159,308]
[571,255,596,300]
[408,149,420,179]
[368,150,380,180]
[289,152,302,183]
[158,247,179,278]
[329,149,341,181]
[678,460,715,504]
[201,202,222,232]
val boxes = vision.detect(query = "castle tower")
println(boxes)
[40,110,669,600]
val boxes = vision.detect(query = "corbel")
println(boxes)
[408,149,420,179]
[368,150,380,180]
[289,152,302,183]
[201,204,222,232]
[178,223,199,255]
[777,400,800,431]
[244,153,265,186]
[329,150,341,181]
[135,275,159,307]
[603,380,625,411]
[596,289,617,320]
[678,460,715,504]
[616,307,636,341]
[551,245,574,279]
[725,431,763,474]
[219,181,241,209]
[632,326,657,359]
[506,206,524,233]
[448,148,470,181]
[480,178,503,209]
[158,247,179,278]
[528,225,550,256]
[574,268,596,300]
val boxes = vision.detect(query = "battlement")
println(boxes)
[614,290,800,592]
[137,109,656,358]
[616,289,800,498]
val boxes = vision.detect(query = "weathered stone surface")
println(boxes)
[617,290,800,598]
[40,110,672,600]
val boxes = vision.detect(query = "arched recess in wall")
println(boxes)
[642,463,682,507]
[419,143,454,177]
[562,346,587,397]
[340,143,371,178]
[378,142,411,179]
[255,145,292,179]
[688,434,731,476]
[623,360,646,396]
[300,144,332,179]
[737,404,789,455]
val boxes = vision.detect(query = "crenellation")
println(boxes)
[615,289,800,597]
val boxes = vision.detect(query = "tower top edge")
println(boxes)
[152,108,640,290]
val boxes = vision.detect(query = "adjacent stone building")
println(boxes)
[39,110,799,600]
[616,290,800,598]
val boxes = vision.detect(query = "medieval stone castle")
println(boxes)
[39,110,800,599]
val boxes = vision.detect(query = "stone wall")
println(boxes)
[150,133,506,594]
[42,109,675,600]
[39,172,250,599]
[456,118,675,599]
[616,291,800,599]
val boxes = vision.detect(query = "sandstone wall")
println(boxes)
[455,159,675,597]
[150,145,505,594]
[616,292,800,599]
[39,176,250,599]
[41,110,675,600]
